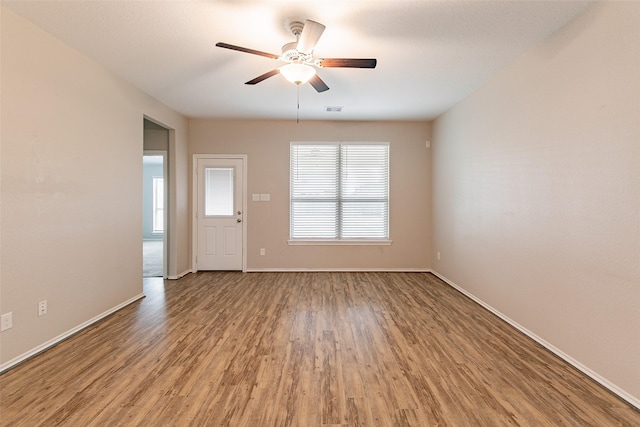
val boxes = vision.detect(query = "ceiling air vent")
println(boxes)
[325,106,343,112]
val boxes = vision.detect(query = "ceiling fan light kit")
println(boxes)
[280,63,316,85]
[215,19,377,92]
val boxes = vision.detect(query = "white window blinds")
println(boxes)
[290,143,389,240]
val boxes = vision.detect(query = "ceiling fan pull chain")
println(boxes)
[296,84,300,124]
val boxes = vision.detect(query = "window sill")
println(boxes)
[288,240,392,246]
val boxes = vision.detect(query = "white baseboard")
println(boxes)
[430,270,640,410]
[167,269,192,280]
[0,293,145,374]
[244,268,431,273]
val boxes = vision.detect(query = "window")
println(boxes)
[152,177,164,233]
[204,167,234,216]
[290,142,389,242]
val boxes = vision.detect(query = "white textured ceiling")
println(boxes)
[3,0,593,121]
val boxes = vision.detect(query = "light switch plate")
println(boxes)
[252,194,260,202]
[260,193,270,202]
[1,312,12,331]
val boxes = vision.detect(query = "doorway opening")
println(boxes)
[143,154,166,277]
[143,118,169,278]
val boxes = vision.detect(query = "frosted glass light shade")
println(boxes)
[280,63,316,85]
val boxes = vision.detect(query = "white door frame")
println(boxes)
[192,154,247,272]
[144,150,168,278]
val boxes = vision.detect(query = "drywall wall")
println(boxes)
[0,8,189,367]
[144,120,170,151]
[189,120,432,271]
[432,1,639,403]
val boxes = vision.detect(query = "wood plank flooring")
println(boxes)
[1,272,638,426]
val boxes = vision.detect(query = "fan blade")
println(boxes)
[318,58,377,68]
[296,20,326,54]
[216,42,279,59]
[308,75,329,93]
[245,69,280,85]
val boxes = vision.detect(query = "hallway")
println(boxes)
[143,240,162,277]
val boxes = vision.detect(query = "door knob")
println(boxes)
[237,211,242,215]
[237,218,242,223]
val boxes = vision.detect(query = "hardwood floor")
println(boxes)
[1,272,638,426]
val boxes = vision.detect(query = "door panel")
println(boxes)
[224,227,236,255]
[196,157,244,270]
[204,227,217,255]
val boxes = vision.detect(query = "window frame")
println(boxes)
[288,141,392,246]
[152,176,164,233]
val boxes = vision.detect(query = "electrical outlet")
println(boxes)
[38,300,47,317]
[260,248,266,256]
[1,312,12,331]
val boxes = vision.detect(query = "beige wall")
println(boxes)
[432,1,639,403]
[0,8,190,367]
[189,120,432,271]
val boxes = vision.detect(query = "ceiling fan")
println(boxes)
[216,19,377,93]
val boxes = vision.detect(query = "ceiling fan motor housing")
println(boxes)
[282,21,314,64]
[281,42,313,64]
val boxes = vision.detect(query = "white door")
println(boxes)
[195,157,245,271]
